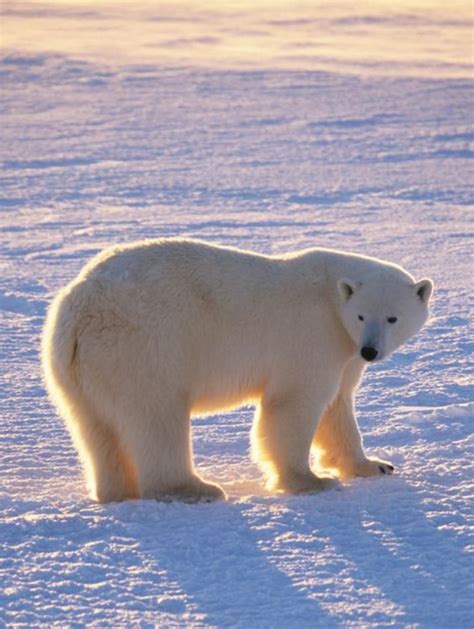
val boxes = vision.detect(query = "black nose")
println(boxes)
[361,346,378,361]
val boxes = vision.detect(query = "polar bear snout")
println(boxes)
[361,346,378,362]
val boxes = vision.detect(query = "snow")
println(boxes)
[1,1,473,626]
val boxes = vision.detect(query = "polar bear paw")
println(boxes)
[155,477,227,503]
[352,457,395,478]
[274,470,340,495]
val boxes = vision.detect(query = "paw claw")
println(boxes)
[349,458,395,479]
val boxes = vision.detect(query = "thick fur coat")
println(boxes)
[42,239,433,502]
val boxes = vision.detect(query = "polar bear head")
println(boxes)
[337,273,433,362]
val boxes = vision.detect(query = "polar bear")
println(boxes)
[42,239,433,502]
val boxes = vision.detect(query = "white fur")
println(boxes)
[41,238,433,502]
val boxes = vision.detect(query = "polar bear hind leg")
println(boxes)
[118,400,226,502]
[59,394,139,502]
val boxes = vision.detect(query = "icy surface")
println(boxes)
[1,2,473,627]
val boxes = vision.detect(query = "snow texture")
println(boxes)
[1,2,473,627]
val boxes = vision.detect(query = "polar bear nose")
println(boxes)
[361,346,378,361]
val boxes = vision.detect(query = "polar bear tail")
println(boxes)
[41,282,95,460]
[42,284,83,405]
[41,283,139,502]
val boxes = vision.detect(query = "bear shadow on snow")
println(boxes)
[114,498,337,628]
[283,478,471,625]
[3,479,468,626]
[112,477,470,626]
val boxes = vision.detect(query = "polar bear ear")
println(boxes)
[337,278,358,301]
[415,278,434,303]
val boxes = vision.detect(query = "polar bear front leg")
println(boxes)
[251,392,339,494]
[312,358,394,479]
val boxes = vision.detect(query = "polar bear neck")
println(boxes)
[292,247,415,297]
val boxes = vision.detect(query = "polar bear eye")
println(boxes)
[387,316,398,324]
[358,315,364,321]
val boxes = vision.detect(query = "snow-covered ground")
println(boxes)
[1,1,473,626]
